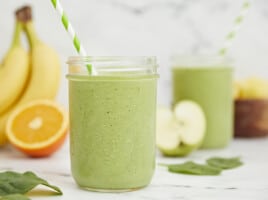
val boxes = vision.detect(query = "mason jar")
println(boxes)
[171,55,233,148]
[67,56,158,192]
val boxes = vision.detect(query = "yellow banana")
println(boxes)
[0,16,61,146]
[19,21,61,103]
[0,21,29,115]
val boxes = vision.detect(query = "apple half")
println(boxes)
[156,101,206,157]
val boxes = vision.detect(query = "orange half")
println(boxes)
[6,100,69,157]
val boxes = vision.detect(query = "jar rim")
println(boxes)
[67,56,158,76]
[171,54,233,67]
[67,56,157,65]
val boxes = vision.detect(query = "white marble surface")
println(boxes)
[1,138,268,199]
[1,1,268,198]
[1,1,268,199]
[1,0,268,106]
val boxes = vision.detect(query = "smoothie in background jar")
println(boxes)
[67,57,158,192]
[171,56,233,148]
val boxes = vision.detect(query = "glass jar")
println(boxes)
[66,56,158,192]
[171,55,233,148]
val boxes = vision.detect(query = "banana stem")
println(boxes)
[11,21,23,48]
[15,6,40,48]
[24,21,40,48]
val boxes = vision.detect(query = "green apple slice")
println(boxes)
[156,106,192,157]
[156,106,174,126]
[156,106,181,156]
[157,120,181,153]
[174,100,206,148]
[156,102,206,157]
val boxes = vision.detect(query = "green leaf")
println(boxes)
[206,157,243,170]
[168,161,222,176]
[0,171,62,196]
[0,194,30,200]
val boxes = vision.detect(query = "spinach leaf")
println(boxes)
[0,171,62,196]
[168,161,222,176]
[206,157,243,169]
[0,194,30,200]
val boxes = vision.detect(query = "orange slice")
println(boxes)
[6,100,69,157]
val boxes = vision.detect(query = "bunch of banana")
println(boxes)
[0,21,29,115]
[0,6,61,146]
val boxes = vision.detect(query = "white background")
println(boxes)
[1,0,268,106]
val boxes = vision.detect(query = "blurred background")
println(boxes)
[1,0,268,106]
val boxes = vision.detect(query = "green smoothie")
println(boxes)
[67,57,158,192]
[172,64,233,148]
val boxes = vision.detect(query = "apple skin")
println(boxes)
[158,140,203,157]
[158,144,195,157]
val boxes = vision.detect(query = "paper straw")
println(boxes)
[219,0,253,55]
[50,0,94,74]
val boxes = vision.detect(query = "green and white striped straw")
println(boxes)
[50,0,94,74]
[219,0,253,55]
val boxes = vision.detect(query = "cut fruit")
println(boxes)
[156,106,174,126]
[174,100,206,147]
[6,100,69,157]
[157,120,181,153]
[156,106,180,156]
[240,77,268,99]
[156,102,206,157]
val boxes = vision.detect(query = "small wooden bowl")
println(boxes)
[234,99,268,137]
